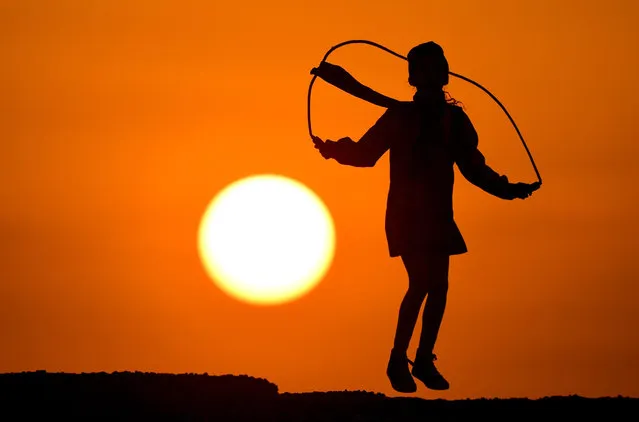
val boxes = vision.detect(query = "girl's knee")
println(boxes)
[430,279,448,296]
[406,283,428,301]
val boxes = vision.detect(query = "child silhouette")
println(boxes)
[312,41,539,393]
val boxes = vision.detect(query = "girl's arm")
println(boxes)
[453,109,515,199]
[315,108,395,167]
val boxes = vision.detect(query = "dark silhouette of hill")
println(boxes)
[0,371,636,421]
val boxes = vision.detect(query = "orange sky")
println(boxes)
[1,0,638,399]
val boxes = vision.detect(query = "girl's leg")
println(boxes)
[402,252,450,390]
[386,251,432,393]
[414,253,449,355]
[391,254,430,353]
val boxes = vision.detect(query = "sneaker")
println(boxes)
[411,353,450,390]
[386,349,417,393]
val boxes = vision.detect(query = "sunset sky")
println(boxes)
[1,0,638,399]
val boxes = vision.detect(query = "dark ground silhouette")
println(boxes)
[0,372,636,421]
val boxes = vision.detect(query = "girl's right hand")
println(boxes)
[312,136,336,160]
[509,182,541,199]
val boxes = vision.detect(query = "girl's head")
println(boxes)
[407,42,449,91]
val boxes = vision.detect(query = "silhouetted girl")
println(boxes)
[312,41,538,393]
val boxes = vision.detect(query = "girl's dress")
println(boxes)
[327,96,512,257]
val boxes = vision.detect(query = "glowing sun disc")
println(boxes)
[198,174,335,305]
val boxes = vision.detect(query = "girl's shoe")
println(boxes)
[386,349,417,393]
[410,352,449,390]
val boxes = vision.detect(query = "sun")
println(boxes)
[197,174,336,306]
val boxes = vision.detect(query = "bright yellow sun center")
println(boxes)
[197,174,336,305]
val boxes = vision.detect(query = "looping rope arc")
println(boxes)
[307,39,542,185]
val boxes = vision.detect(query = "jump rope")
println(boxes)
[307,40,542,186]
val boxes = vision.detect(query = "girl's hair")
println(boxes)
[444,90,464,108]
